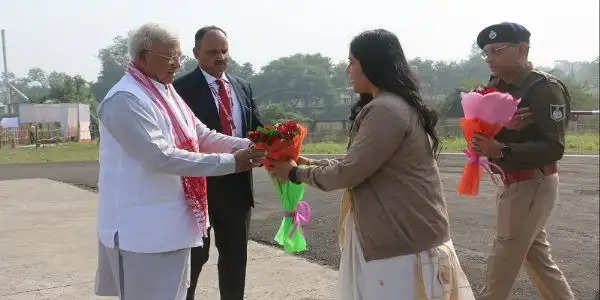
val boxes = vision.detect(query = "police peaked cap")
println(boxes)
[477,22,531,49]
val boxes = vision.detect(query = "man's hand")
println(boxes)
[471,133,504,159]
[504,107,534,130]
[234,147,267,172]
[267,159,297,182]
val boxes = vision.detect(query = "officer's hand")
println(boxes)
[504,107,534,130]
[234,148,267,172]
[471,133,503,159]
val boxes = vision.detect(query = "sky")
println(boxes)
[1,0,598,82]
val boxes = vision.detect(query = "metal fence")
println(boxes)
[301,113,599,147]
[0,127,63,148]
[438,113,599,137]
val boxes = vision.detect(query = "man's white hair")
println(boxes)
[128,23,179,59]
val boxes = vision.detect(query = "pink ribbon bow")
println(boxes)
[284,201,312,238]
[464,149,506,185]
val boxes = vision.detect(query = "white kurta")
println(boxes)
[95,74,249,300]
[97,74,249,253]
[338,213,475,300]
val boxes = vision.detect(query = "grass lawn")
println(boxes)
[564,132,600,154]
[301,142,348,154]
[1,133,597,164]
[303,133,599,155]
[0,142,99,165]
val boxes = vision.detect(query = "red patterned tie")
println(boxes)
[216,79,233,136]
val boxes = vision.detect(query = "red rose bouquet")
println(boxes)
[249,121,311,253]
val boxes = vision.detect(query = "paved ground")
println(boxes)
[0,179,337,300]
[1,154,598,299]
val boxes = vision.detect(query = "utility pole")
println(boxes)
[1,29,10,113]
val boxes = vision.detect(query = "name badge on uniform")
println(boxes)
[550,104,566,121]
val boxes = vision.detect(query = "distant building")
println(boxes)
[17,103,91,141]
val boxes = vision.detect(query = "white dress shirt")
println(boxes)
[200,68,244,138]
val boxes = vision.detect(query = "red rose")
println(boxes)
[258,132,267,142]
[277,125,288,135]
[281,121,300,138]
[474,87,498,95]
[267,135,279,145]
[248,131,259,142]
[284,121,299,131]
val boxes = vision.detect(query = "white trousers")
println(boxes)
[95,233,191,300]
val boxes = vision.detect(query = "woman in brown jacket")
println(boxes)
[269,29,474,299]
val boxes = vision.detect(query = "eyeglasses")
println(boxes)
[480,44,516,59]
[144,50,184,64]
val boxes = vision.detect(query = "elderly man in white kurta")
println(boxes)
[94,23,265,300]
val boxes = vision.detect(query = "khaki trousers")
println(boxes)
[480,172,574,300]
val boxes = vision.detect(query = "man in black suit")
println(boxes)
[174,26,262,300]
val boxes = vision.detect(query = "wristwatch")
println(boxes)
[500,144,512,160]
[288,166,301,184]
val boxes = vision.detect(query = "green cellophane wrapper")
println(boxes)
[272,176,307,253]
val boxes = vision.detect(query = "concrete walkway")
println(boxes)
[0,179,337,300]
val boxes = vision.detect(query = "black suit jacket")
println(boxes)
[174,67,262,210]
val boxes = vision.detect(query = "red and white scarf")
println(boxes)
[127,63,208,236]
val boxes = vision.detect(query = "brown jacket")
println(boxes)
[296,91,450,261]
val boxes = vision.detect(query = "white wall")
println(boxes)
[18,103,91,141]
[78,104,91,141]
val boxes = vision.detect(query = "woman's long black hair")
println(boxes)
[348,29,440,156]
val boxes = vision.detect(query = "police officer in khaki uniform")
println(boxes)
[471,22,575,300]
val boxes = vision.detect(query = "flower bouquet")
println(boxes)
[458,87,520,196]
[249,121,311,253]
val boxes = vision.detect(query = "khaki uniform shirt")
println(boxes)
[489,67,571,171]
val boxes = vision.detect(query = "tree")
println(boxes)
[411,42,489,100]
[563,77,599,110]
[411,57,436,91]
[331,61,349,90]
[46,72,95,103]
[227,59,254,82]
[92,36,128,100]
[546,67,598,110]
[0,69,52,103]
[239,62,255,81]
[175,57,254,82]
[6,74,30,99]
[457,43,489,87]
[437,57,600,120]
[251,53,337,112]
[47,72,67,100]
[27,68,48,88]
[22,68,50,102]
[579,57,599,89]
[437,89,463,119]
[554,59,599,89]
[175,55,198,78]
[257,102,311,125]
